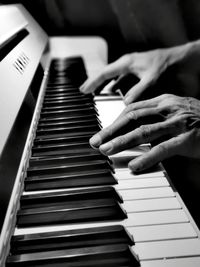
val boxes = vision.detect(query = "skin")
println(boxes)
[89,94,200,172]
[80,41,200,172]
[80,41,200,103]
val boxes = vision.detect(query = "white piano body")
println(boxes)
[0,4,200,267]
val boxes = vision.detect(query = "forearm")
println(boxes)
[165,39,200,71]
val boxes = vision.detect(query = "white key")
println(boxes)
[119,187,174,200]
[123,197,181,213]
[141,257,200,267]
[15,209,189,235]
[116,177,169,190]
[135,238,200,260]
[128,223,197,242]
[124,209,189,227]
[114,169,165,180]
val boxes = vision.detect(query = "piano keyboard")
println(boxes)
[6,57,200,267]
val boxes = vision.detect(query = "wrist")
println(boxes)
[165,40,200,68]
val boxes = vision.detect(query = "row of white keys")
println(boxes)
[15,155,200,265]
[113,154,200,265]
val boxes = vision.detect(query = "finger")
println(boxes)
[80,56,130,94]
[128,135,183,172]
[99,120,171,155]
[89,115,131,148]
[116,96,161,121]
[124,76,154,104]
[90,105,162,148]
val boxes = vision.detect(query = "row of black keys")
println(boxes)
[19,58,125,228]
[7,58,140,266]
[7,225,139,266]
[25,57,117,191]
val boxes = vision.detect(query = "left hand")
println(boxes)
[90,94,200,172]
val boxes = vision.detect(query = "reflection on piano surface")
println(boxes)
[1,4,200,267]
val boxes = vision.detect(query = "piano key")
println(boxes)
[128,223,197,242]
[43,95,92,102]
[11,225,134,254]
[40,107,98,119]
[24,170,117,191]
[26,158,110,177]
[135,238,200,260]
[37,119,99,130]
[7,244,139,267]
[41,103,95,112]
[20,187,123,209]
[114,168,165,180]
[38,114,100,125]
[44,91,85,98]
[34,134,92,146]
[26,161,113,178]
[115,177,169,190]
[32,142,98,156]
[17,199,127,227]
[119,187,174,201]
[36,124,100,137]
[37,118,100,130]
[141,257,200,267]
[123,197,181,213]
[29,153,108,168]
[42,98,93,107]
[15,209,190,236]
[46,82,79,87]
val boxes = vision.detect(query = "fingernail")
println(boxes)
[128,161,142,173]
[100,142,113,154]
[124,97,131,105]
[89,134,102,148]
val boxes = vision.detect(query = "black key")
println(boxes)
[44,91,82,98]
[35,124,100,139]
[40,107,98,119]
[26,161,113,178]
[43,95,92,102]
[37,118,100,130]
[7,244,139,267]
[42,98,92,107]
[29,153,108,168]
[17,198,127,227]
[32,142,96,157]
[45,88,79,94]
[39,113,99,123]
[11,225,134,254]
[20,187,123,209]
[24,170,117,191]
[34,135,92,146]
[41,103,95,112]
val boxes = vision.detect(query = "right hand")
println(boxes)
[80,49,172,104]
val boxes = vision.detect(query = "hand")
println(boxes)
[90,94,200,172]
[80,49,173,104]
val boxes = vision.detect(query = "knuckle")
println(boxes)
[138,125,151,142]
[114,135,127,147]
[103,126,113,137]
[157,143,168,157]
[126,111,138,121]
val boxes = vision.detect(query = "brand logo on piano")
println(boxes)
[13,52,30,74]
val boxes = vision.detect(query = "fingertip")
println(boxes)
[99,142,113,155]
[124,97,132,105]
[128,159,143,173]
[89,134,102,148]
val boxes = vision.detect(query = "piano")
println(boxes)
[0,4,200,267]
